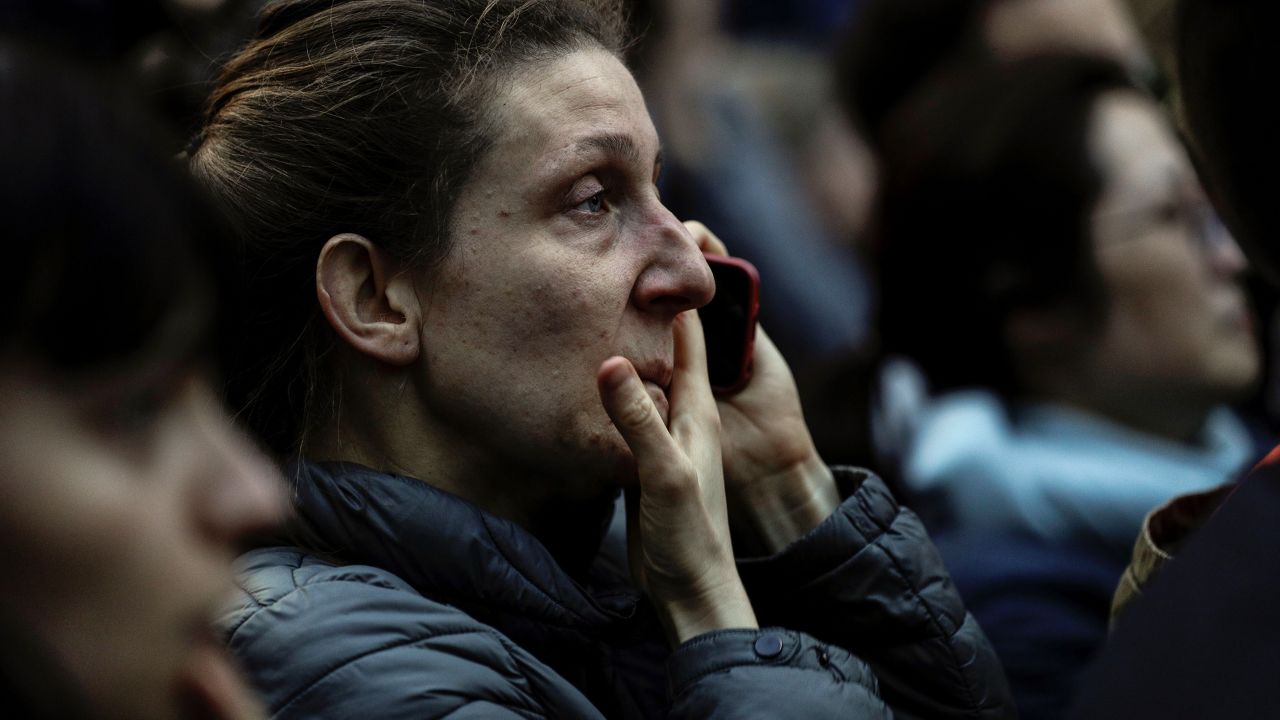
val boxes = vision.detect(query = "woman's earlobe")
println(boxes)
[316,233,421,366]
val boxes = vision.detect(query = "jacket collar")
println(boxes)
[288,460,641,633]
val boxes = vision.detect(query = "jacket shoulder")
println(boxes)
[222,546,602,720]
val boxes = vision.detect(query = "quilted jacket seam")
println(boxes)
[273,626,543,718]
[867,524,981,714]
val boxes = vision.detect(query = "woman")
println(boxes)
[1072,3,1280,716]
[0,43,284,719]
[867,54,1259,717]
[191,1,1013,717]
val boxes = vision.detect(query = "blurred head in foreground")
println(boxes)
[0,42,283,719]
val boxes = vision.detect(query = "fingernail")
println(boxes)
[599,357,635,391]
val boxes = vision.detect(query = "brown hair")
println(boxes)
[874,56,1135,399]
[191,0,626,456]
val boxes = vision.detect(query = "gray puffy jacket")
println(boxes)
[222,462,1014,718]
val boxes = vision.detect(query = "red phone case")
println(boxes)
[702,254,760,396]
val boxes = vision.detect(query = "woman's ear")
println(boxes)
[316,233,420,366]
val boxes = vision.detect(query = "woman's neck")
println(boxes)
[1034,382,1214,446]
[311,403,619,573]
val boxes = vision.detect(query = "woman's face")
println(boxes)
[1086,90,1259,407]
[0,358,284,718]
[410,47,714,496]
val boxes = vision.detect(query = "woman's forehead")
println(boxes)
[1091,93,1187,201]
[489,48,656,158]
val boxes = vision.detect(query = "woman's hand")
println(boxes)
[597,310,757,647]
[685,221,841,556]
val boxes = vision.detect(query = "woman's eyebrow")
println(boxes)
[550,133,663,185]
[574,132,661,166]
[577,133,640,163]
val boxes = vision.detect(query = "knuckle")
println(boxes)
[674,405,720,438]
[700,406,722,433]
[617,392,654,430]
[645,457,699,499]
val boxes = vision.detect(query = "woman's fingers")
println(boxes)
[598,356,680,461]
[600,307,756,646]
[599,312,720,473]
[669,310,714,410]
[668,311,721,468]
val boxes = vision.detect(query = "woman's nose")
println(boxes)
[631,208,716,315]
[190,385,287,546]
[1201,208,1249,277]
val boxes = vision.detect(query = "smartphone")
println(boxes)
[699,254,760,396]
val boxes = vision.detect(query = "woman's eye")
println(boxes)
[575,191,606,214]
[90,374,187,440]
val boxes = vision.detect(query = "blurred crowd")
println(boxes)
[3,0,1280,718]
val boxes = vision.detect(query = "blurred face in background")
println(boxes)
[0,356,284,718]
[1084,90,1259,413]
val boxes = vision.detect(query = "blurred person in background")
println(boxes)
[0,41,284,719]
[1071,1,1280,715]
[187,0,1014,717]
[793,0,1158,479]
[839,0,1154,154]
[862,54,1259,718]
[1115,0,1280,448]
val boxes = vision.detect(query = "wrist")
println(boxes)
[658,578,759,647]
[730,454,839,556]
